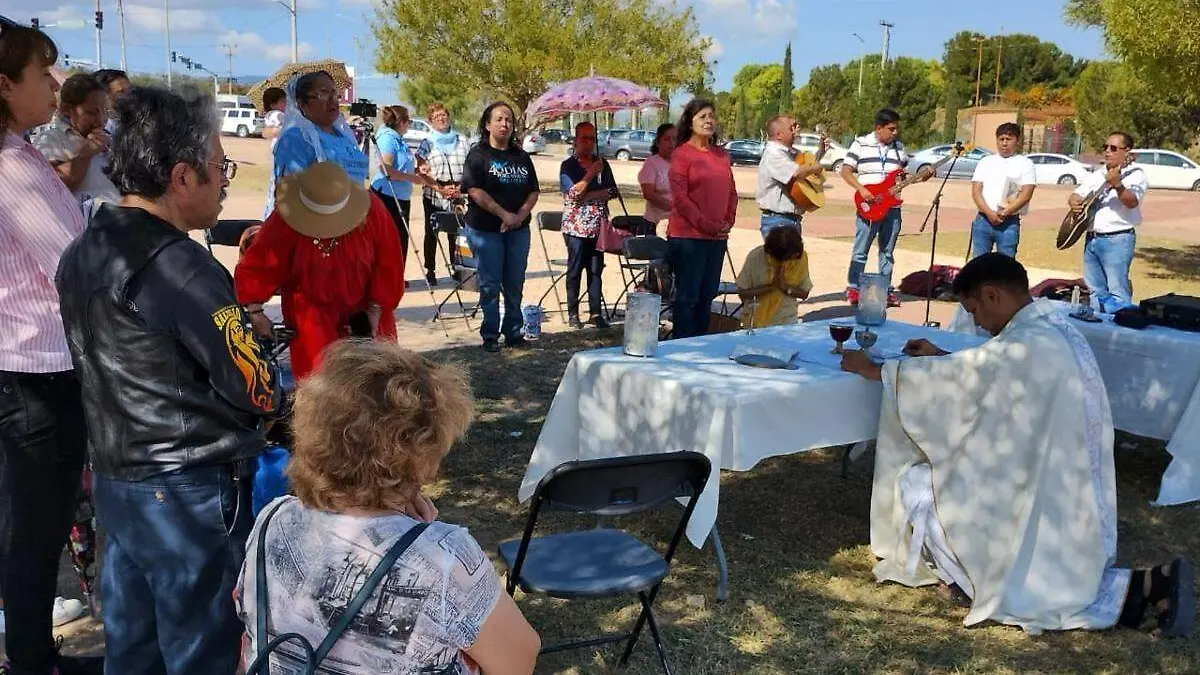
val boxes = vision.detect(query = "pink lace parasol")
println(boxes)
[525,76,666,123]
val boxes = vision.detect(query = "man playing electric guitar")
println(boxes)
[840,108,934,306]
[1067,132,1147,313]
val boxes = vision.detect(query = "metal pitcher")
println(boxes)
[856,273,888,326]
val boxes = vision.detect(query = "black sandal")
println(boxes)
[1156,557,1195,638]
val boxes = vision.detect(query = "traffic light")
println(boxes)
[31,18,39,29]
[195,63,203,71]
[95,11,103,29]
[171,51,177,63]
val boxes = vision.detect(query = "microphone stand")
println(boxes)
[915,147,962,327]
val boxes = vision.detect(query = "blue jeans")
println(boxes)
[759,213,800,240]
[970,213,1021,258]
[668,237,727,339]
[1083,230,1136,313]
[95,464,254,675]
[847,208,901,287]
[465,226,531,341]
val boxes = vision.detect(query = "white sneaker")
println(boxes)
[52,597,85,627]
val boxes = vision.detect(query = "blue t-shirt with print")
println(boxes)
[370,127,415,200]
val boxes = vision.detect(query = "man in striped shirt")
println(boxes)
[840,108,932,306]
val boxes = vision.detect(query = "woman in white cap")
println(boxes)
[236,161,404,380]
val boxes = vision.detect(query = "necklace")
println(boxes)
[312,237,340,257]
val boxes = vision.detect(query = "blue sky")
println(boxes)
[17,0,1106,108]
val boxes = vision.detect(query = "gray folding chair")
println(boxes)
[499,451,711,675]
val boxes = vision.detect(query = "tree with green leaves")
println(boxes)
[1066,0,1200,102]
[398,76,481,131]
[1073,61,1200,151]
[779,43,794,116]
[939,31,1082,138]
[372,0,709,131]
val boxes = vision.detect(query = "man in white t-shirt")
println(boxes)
[969,123,1036,259]
[1068,131,1148,313]
[755,115,825,239]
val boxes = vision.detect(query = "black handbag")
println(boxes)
[246,499,430,675]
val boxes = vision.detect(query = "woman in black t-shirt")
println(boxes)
[460,102,540,352]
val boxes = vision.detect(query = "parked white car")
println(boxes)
[403,117,433,151]
[522,131,547,155]
[219,107,264,138]
[1026,153,1094,186]
[1133,149,1200,191]
[793,133,848,171]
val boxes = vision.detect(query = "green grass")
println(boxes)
[836,228,1200,301]
[417,329,1200,675]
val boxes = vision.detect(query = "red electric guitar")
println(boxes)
[853,142,969,223]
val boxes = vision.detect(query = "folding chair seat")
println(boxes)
[499,451,710,675]
[609,235,669,320]
[430,211,479,330]
[714,247,743,318]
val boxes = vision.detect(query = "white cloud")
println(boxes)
[703,37,724,61]
[124,4,222,33]
[703,0,798,37]
[219,30,314,62]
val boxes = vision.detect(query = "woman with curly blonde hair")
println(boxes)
[236,340,539,675]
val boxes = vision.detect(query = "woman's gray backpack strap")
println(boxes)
[247,498,430,675]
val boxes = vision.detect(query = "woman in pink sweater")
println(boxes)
[667,99,738,338]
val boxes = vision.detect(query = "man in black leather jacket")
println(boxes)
[56,86,279,675]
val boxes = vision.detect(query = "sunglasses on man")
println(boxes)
[1103,144,1128,152]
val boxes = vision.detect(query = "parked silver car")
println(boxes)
[522,130,547,155]
[908,144,991,179]
[602,129,656,160]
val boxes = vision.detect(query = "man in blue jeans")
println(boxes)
[969,123,1036,259]
[56,86,280,674]
[1068,132,1147,313]
[841,109,933,306]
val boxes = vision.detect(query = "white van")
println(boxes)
[217,94,256,111]
[220,107,265,138]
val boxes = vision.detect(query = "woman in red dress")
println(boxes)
[236,161,404,380]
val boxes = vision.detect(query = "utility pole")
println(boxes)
[222,44,237,94]
[164,0,172,89]
[973,36,986,107]
[852,33,866,96]
[994,35,1004,100]
[117,0,128,70]
[93,0,102,67]
[879,20,894,70]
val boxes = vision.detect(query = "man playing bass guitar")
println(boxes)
[841,108,933,306]
[1067,132,1147,313]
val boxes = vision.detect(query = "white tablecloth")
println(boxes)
[949,303,1200,506]
[519,321,985,546]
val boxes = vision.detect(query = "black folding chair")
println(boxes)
[499,451,711,675]
[715,247,743,319]
[610,234,669,321]
[534,211,572,319]
[430,211,479,329]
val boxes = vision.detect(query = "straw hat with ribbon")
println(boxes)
[275,161,369,240]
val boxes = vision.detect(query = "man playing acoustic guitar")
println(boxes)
[841,108,933,307]
[756,116,827,240]
[1067,132,1147,314]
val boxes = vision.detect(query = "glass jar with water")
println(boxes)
[855,273,888,326]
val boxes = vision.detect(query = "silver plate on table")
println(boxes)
[730,353,798,370]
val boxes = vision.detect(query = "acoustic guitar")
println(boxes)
[1055,155,1136,250]
[853,142,968,223]
[788,151,825,212]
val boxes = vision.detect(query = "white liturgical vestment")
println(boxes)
[870,299,1129,633]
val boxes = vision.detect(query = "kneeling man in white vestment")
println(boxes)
[841,253,1193,636]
